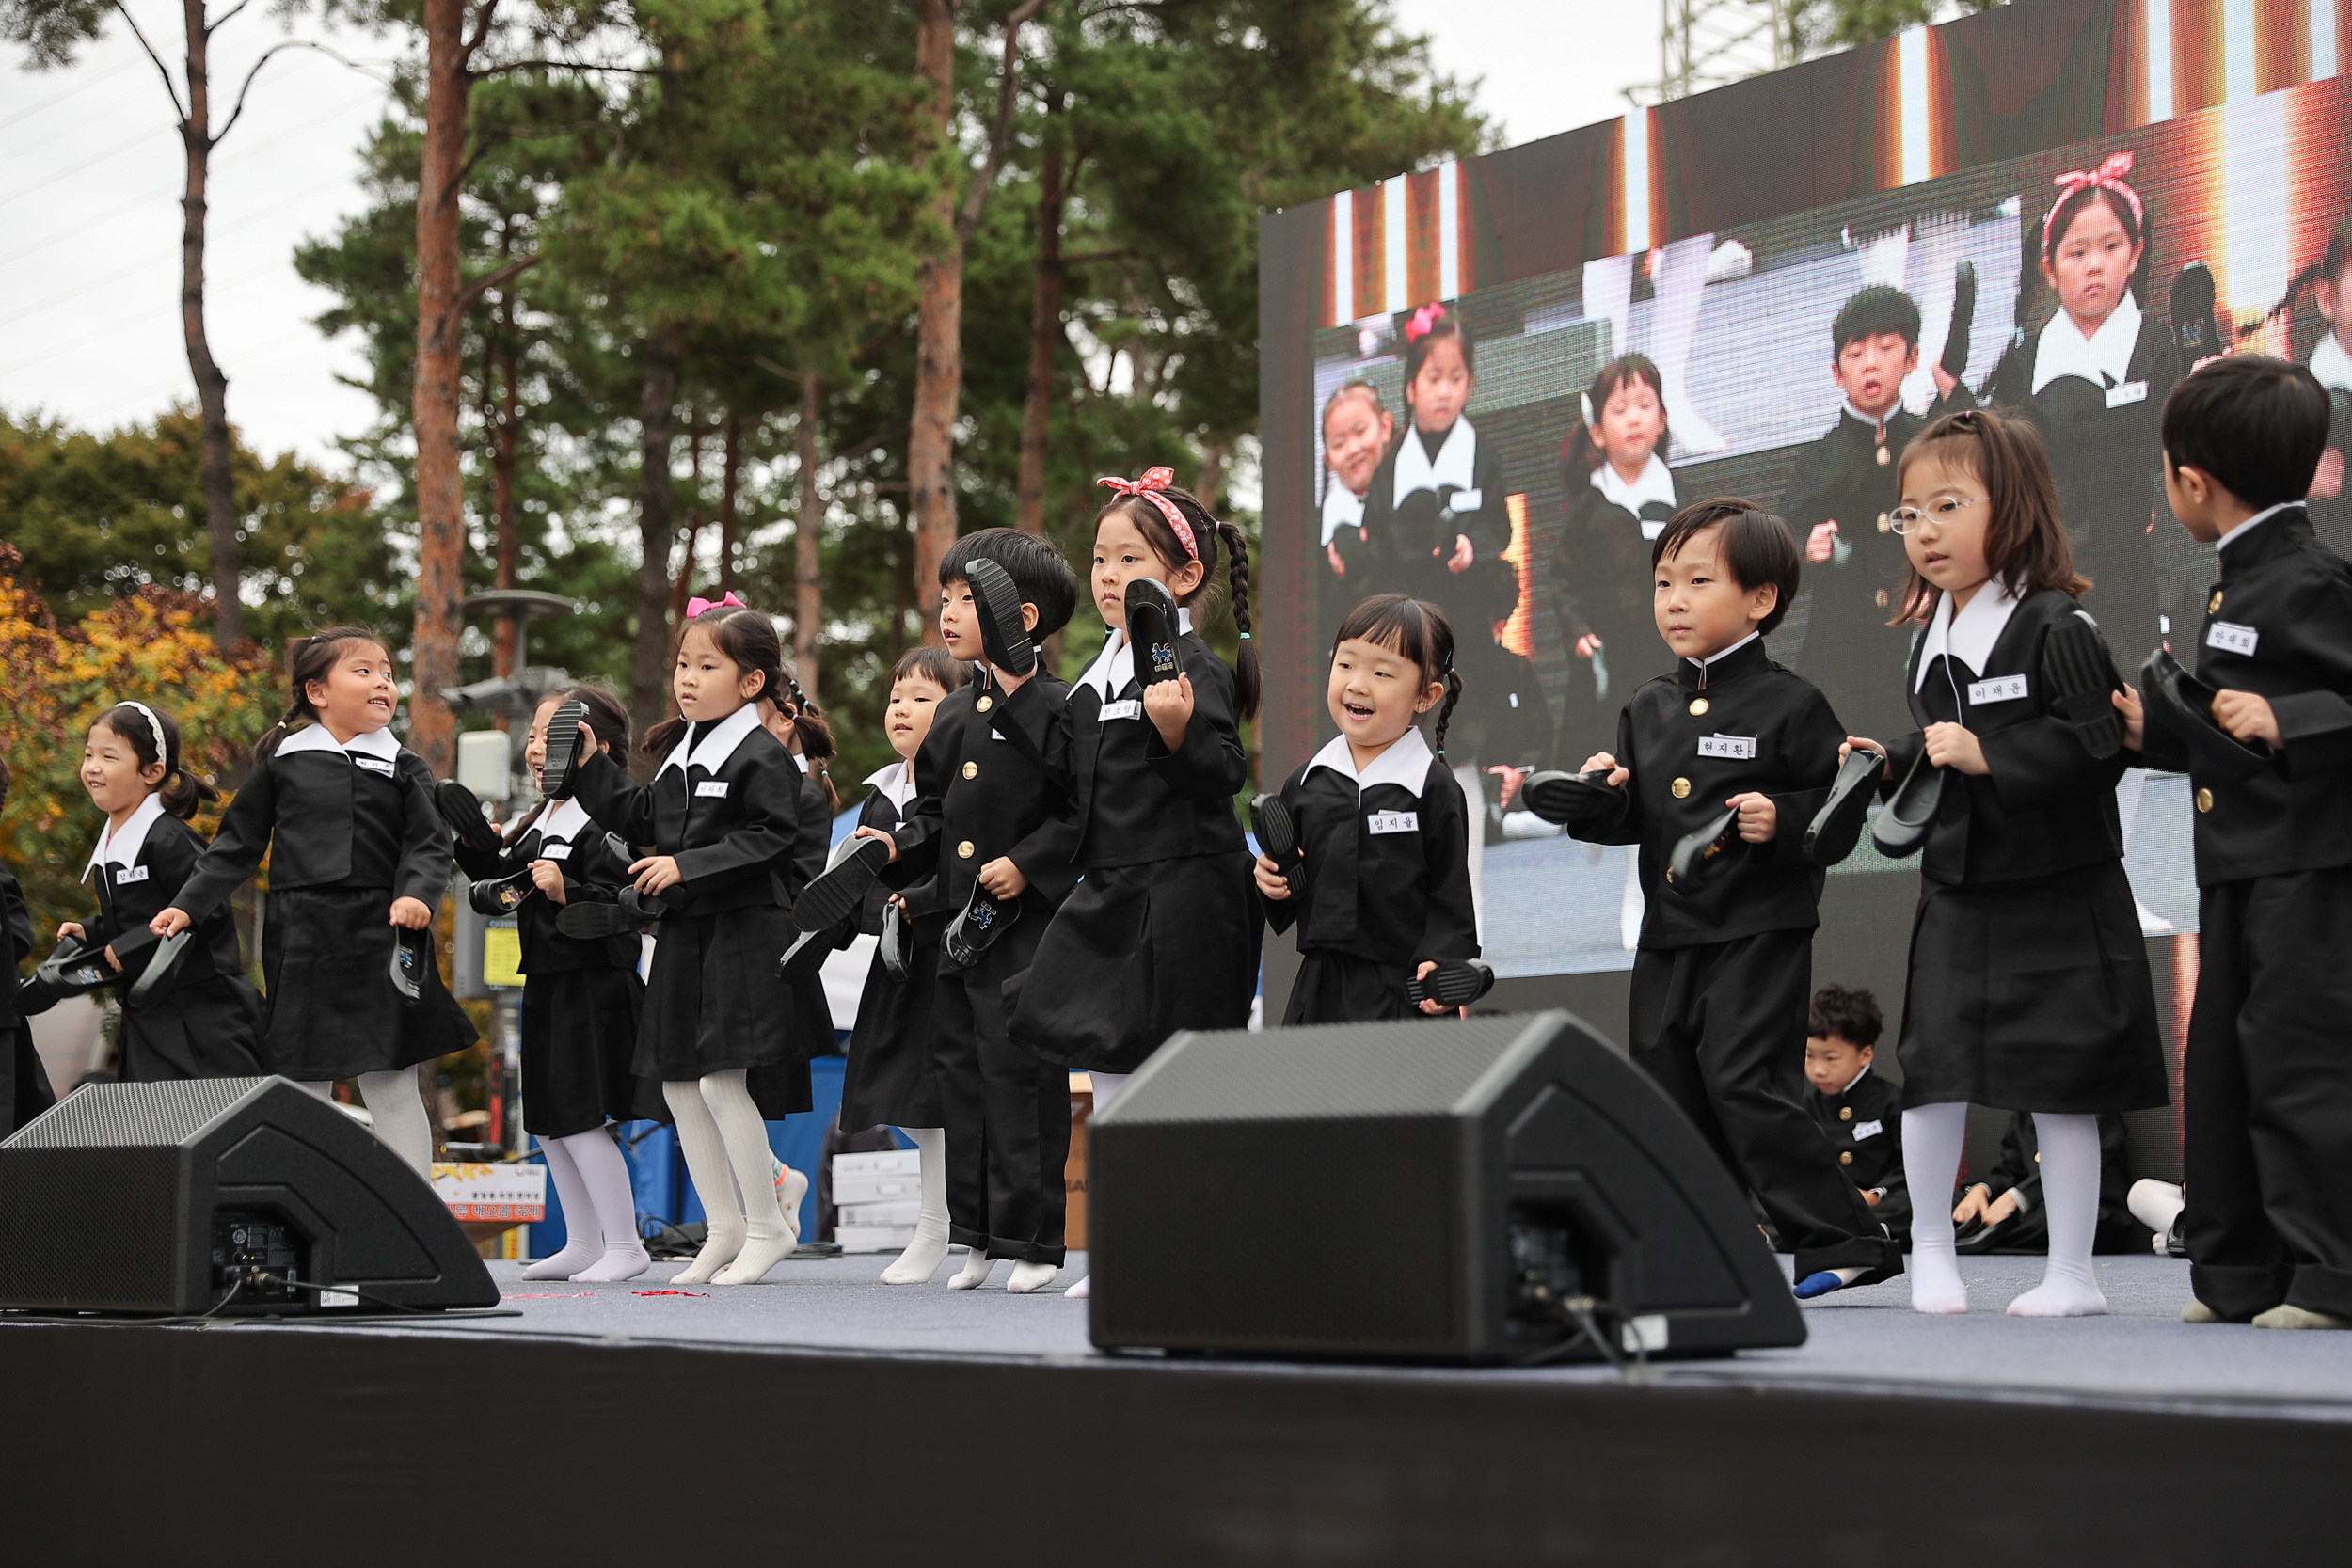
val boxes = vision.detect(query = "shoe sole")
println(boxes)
[389,931,425,1004]
[965,558,1036,676]
[791,836,891,933]
[1125,578,1182,689]
[125,930,192,1007]
[1406,960,1492,1009]
[1520,768,1615,827]
[1870,752,1943,858]
[436,781,502,855]
[775,927,833,985]
[537,699,591,799]
[1803,749,1883,866]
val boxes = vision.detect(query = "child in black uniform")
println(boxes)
[2124,356,2352,1329]
[1357,305,1508,627]
[1803,983,1908,1245]
[1952,1112,2146,1256]
[860,529,1083,1295]
[61,702,264,1082]
[1256,594,1479,1022]
[843,646,966,1285]
[0,761,59,1136]
[561,604,816,1287]
[453,685,651,1283]
[1549,499,1902,1300]
[156,627,474,1177]
[1851,406,2167,1317]
[1000,470,1263,1299]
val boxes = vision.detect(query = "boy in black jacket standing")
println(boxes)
[864,530,1083,1296]
[1534,499,1903,1299]
[2129,356,2352,1329]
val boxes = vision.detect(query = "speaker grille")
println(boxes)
[4,1078,266,1149]
[1113,1017,1534,1123]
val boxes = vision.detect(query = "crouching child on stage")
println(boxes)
[1531,499,1903,1300]
[1804,983,1908,1246]
[2124,356,2352,1330]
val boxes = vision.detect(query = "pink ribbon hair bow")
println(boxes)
[686,590,747,618]
[1096,467,1198,560]
[2042,150,2141,247]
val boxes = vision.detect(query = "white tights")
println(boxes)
[879,1126,951,1284]
[1902,1102,2108,1318]
[665,1071,796,1286]
[525,1129,649,1282]
[301,1072,431,1180]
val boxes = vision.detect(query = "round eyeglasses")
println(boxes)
[1887,495,1986,534]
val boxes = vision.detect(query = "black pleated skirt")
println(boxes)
[1281,949,1414,1026]
[520,965,661,1138]
[1896,859,2170,1114]
[636,907,813,1117]
[261,887,478,1079]
[119,974,267,1083]
[840,937,943,1130]
[1008,853,1261,1072]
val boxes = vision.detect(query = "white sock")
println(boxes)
[1007,1259,1059,1293]
[562,1128,650,1282]
[525,1137,605,1278]
[948,1249,996,1290]
[354,1069,433,1180]
[701,1069,794,1286]
[882,1127,952,1284]
[1903,1102,1970,1314]
[2009,1113,2109,1318]
[664,1079,744,1284]
[2128,1178,2184,1243]
[1061,1074,1128,1299]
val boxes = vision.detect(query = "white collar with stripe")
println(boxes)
[866,760,918,812]
[1305,723,1434,800]
[1915,577,2023,689]
[1392,418,1478,506]
[656,702,765,779]
[274,723,403,764]
[535,797,594,845]
[2217,501,2296,555]
[1320,480,1367,546]
[84,791,167,880]
[2031,290,2143,395]
[1685,631,1759,672]
[2310,332,2352,398]
[1593,452,1678,537]
[1076,606,1196,702]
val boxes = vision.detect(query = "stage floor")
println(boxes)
[262,1249,2352,1425]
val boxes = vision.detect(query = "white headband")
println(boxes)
[115,701,169,772]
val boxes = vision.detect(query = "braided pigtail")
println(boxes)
[1213,517,1263,721]
[1432,667,1465,758]
[781,669,841,810]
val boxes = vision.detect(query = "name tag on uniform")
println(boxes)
[2207,620,2260,657]
[694,780,729,798]
[1968,674,2029,705]
[114,864,149,885]
[353,755,396,776]
[1696,734,1756,760]
[540,844,572,861]
[1367,811,1421,835]
[1450,488,1483,511]
[1099,700,1141,721]
[2106,380,2149,408]
[1852,1118,1883,1140]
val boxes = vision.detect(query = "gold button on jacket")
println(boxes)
[2196,787,2214,813]
[1689,697,1709,717]
[957,840,976,859]
[1671,777,1692,799]
[1839,1105,1853,1121]
[961,761,978,780]
[1838,1151,1854,1165]
[976,695,993,713]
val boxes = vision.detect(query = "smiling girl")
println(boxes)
[61,702,264,1083]
[1359,306,1506,619]
[1255,594,1479,1023]
[1846,407,2168,1319]
[155,628,474,1176]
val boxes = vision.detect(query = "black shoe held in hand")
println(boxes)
[1871,748,1944,858]
[1804,747,1884,866]
[435,780,501,855]
[124,928,191,1007]
[1406,959,1493,1009]
[940,883,1021,973]
[790,834,893,935]
[1518,768,1620,827]
[965,558,1036,677]
[1666,806,1740,890]
[2141,646,2275,781]
[389,926,428,1005]
[469,869,534,916]
[1250,792,1306,899]
[537,698,591,800]
[1124,576,1182,689]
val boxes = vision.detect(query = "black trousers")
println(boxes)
[1630,928,1902,1283]
[2186,869,2352,1320]
[931,920,1069,1266]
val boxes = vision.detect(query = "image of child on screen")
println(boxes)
[1784,284,1972,741]
[1548,354,1677,758]
[1358,304,1506,620]
[1984,150,2178,666]
[1319,381,1395,580]
[2294,222,2352,559]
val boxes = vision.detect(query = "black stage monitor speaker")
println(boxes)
[0,1076,499,1316]
[1089,1011,1806,1363]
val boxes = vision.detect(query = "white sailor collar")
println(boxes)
[657,702,765,779]
[2310,333,2352,398]
[274,723,403,764]
[1305,723,1435,800]
[1076,606,1195,702]
[1916,577,2023,689]
[792,752,810,774]
[536,797,594,845]
[865,759,918,812]
[1321,481,1367,546]
[1593,453,1677,531]
[1392,418,1479,506]
[84,791,168,879]
[2031,290,2143,395]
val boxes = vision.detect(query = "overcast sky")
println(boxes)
[0,4,1657,472]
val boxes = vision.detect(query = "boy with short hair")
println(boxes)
[865,529,1083,1294]
[1535,498,1903,1299]
[1803,982,1908,1244]
[2129,355,2352,1329]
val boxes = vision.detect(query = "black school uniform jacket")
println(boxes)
[568,703,801,915]
[172,724,450,922]
[1261,725,1479,967]
[852,766,946,929]
[1549,458,1677,684]
[1806,1068,1909,1234]
[1979,1110,2136,1235]
[1883,585,2129,887]
[1359,420,1508,593]
[1782,392,1974,656]
[452,797,638,975]
[2136,504,2352,885]
[1569,636,1843,948]
[886,673,1082,930]
[82,797,246,997]
[1,867,56,1136]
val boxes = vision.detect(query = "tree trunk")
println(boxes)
[1197,440,1229,514]
[490,278,521,680]
[1015,113,1067,538]
[908,0,961,641]
[408,0,469,778]
[795,371,823,699]
[717,409,742,593]
[669,410,707,631]
[180,0,242,646]
[629,326,684,782]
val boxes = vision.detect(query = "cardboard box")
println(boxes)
[833,1148,923,1207]
[837,1225,917,1253]
[838,1198,924,1228]
[431,1161,546,1224]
